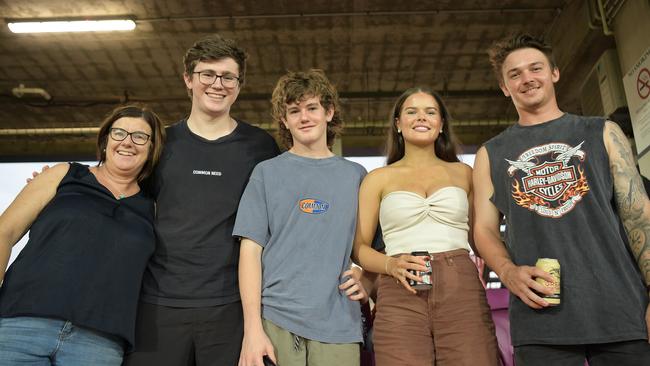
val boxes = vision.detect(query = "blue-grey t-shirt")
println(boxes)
[233,152,365,343]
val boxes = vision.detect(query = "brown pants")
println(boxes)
[373,249,499,366]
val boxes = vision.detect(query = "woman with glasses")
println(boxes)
[0,104,165,365]
[352,88,499,366]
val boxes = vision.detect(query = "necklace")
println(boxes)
[97,166,127,200]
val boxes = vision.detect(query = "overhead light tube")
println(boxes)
[7,19,136,33]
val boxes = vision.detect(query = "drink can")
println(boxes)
[408,251,432,290]
[535,258,560,305]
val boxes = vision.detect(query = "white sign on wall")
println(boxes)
[623,45,650,176]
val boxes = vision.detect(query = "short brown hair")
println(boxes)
[97,104,166,182]
[488,33,556,83]
[183,34,248,84]
[271,69,343,150]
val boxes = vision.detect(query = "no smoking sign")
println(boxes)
[638,68,650,99]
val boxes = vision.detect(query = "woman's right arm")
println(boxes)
[352,171,388,273]
[0,163,69,282]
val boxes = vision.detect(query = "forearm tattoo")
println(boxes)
[608,123,650,288]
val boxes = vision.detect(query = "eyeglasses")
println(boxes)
[109,127,151,145]
[192,71,240,88]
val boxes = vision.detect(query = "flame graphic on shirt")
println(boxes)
[506,142,590,218]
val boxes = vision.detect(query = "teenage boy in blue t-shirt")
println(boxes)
[233,69,369,366]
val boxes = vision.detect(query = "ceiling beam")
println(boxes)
[0,89,504,106]
[136,7,562,24]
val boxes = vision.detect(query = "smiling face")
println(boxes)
[283,95,334,151]
[184,58,241,118]
[104,117,152,177]
[499,47,560,113]
[395,92,443,147]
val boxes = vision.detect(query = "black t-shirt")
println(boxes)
[0,163,155,350]
[140,119,280,307]
[485,114,648,346]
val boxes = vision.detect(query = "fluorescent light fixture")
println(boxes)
[8,19,136,33]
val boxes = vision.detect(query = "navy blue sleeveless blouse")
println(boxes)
[0,163,155,350]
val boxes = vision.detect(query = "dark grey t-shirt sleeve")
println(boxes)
[232,171,270,247]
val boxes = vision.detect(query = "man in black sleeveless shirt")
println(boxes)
[473,33,650,365]
[123,35,279,366]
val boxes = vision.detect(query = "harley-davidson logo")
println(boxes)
[506,141,589,218]
[522,161,576,201]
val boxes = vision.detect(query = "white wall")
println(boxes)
[1,155,475,269]
[346,154,476,171]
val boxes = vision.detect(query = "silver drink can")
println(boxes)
[408,251,432,290]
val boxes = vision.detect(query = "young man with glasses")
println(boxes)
[123,35,280,366]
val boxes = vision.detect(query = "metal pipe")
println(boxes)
[137,7,560,23]
[11,84,52,101]
[0,127,99,136]
[606,0,627,21]
[0,89,504,105]
[586,0,601,30]
[596,0,614,35]
[0,119,514,137]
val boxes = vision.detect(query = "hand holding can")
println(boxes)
[535,258,561,306]
[408,251,432,290]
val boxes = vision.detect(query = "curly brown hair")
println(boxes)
[487,33,556,83]
[271,69,343,150]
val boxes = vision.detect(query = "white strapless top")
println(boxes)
[379,186,470,256]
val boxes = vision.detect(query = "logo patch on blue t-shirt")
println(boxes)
[299,199,329,214]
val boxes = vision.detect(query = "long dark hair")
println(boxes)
[386,87,460,165]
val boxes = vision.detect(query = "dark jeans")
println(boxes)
[515,340,650,366]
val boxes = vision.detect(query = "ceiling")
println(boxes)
[0,0,602,160]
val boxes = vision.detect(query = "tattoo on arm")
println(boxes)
[608,123,650,288]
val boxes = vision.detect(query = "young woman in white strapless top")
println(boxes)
[352,88,499,366]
